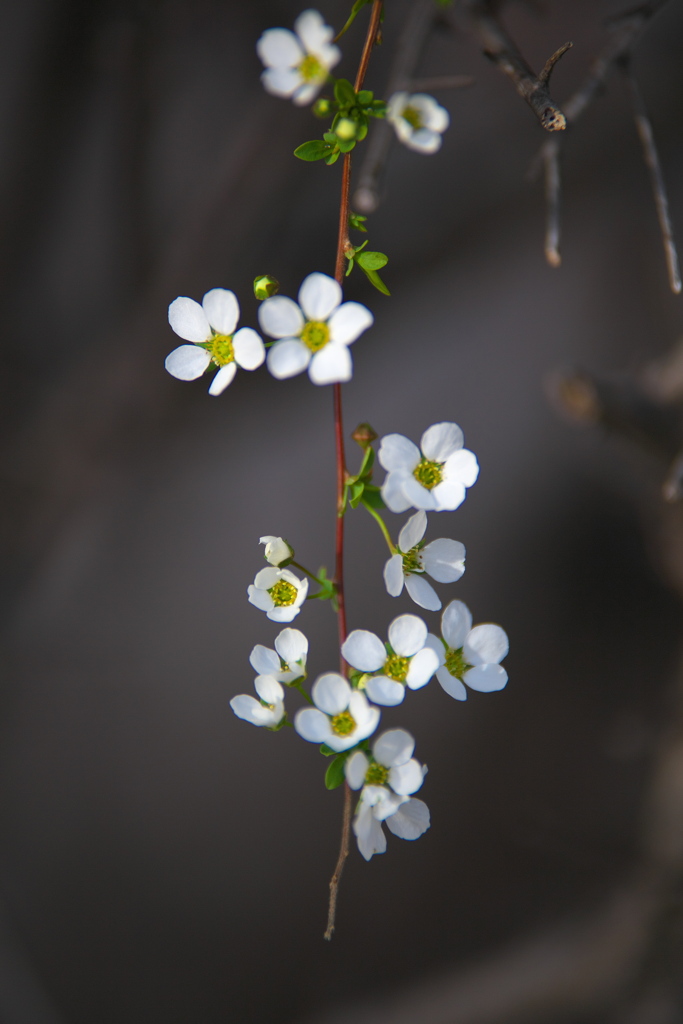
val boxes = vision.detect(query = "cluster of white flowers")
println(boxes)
[233,421,508,861]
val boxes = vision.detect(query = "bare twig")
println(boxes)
[461,0,570,132]
[623,61,681,294]
[410,74,475,91]
[324,784,353,941]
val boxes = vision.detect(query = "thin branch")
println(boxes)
[624,61,681,295]
[461,0,570,132]
[543,139,561,267]
[324,783,353,941]
[409,74,475,91]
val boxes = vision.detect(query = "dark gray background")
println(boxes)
[1,1,682,1021]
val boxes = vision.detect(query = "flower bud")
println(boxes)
[253,275,279,301]
[313,97,332,118]
[335,118,357,141]
[352,422,378,449]
[259,535,294,567]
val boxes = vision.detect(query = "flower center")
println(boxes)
[365,763,389,785]
[268,580,298,606]
[414,458,443,490]
[402,105,423,130]
[402,547,422,575]
[301,320,330,352]
[210,333,235,366]
[331,710,356,736]
[445,647,471,679]
[298,54,324,82]
[384,654,409,682]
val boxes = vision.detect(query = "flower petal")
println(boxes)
[312,672,350,716]
[398,510,427,552]
[231,694,270,726]
[436,666,467,700]
[254,567,280,589]
[389,758,424,795]
[267,339,310,379]
[432,478,466,512]
[308,343,352,385]
[328,302,373,345]
[405,646,440,689]
[400,475,436,511]
[365,676,405,707]
[345,750,369,790]
[373,728,414,769]
[249,644,280,675]
[464,624,509,665]
[274,628,308,666]
[298,272,341,321]
[405,574,441,611]
[261,67,302,98]
[385,798,430,840]
[294,9,333,51]
[165,345,211,381]
[256,27,303,69]
[381,472,413,514]
[247,586,273,612]
[292,81,321,106]
[208,363,237,395]
[383,554,405,597]
[342,630,386,672]
[388,614,427,657]
[258,295,304,338]
[464,664,509,692]
[254,675,284,704]
[267,604,301,623]
[421,538,466,583]
[168,296,211,342]
[295,707,331,744]
[347,691,380,740]
[424,633,446,667]
[405,129,442,154]
[233,327,265,370]
[378,433,421,472]
[441,599,472,650]
[202,288,239,335]
[444,448,479,487]
[353,801,386,860]
[421,422,463,462]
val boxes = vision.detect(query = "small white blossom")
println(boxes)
[426,599,509,700]
[230,675,285,728]
[384,510,465,612]
[249,628,308,683]
[379,422,479,514]
[341,613,440,706]
[346,728,429,859]
[294,673,380,752]
[257,10,340,107]
[259,535,293,567]
[248,567,308,622]
[165,289,265,395]
[387,92,449,153]
[259,272,373,385]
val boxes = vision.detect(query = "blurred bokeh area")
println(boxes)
[2,0,683,1021]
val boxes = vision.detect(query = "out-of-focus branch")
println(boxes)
[459,0,570,132]
[534,0,672,270]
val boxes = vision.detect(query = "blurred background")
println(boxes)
[2,0,683,1021]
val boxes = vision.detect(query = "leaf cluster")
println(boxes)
[345,239,390,295]
[294,79,386,166]
[342,443,385,513]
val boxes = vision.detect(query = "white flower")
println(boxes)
[248,567,308,622]
[384,510,465,612]
[230,675,285,728]
[294,673,380,752]
[346,728,430,860]
[379,422,479,514]
[249,628,308,683]
[341,613,440,707]
[165,289,265,395]
[257,10,341,107]
[387,92,449,153]
[259,272,373,385]
[259,535,293,567]
[426,599,509,701]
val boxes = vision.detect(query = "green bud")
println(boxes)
[335,118,357,141]
[253,275,279,300]
[312,97,332,118]
[352,422,378,448]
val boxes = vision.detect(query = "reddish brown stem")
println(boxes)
[326,0,383,941]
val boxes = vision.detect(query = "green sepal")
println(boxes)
[294,139,334,161]
[349,212,368,232]
[325,752,350,790]
[334,78,357,107]
[319,744,337,756]
[361,486,386,510]
[357,250,388,270]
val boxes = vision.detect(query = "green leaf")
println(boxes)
[357,446,375,478]
[357,90,373,106]
[334,78,357,108]
[349,480,365,508]
[357,250,388,270]
[356,121,368,141]
[361,486,386,510]
[348,212,368,232]
[294,140,332,161]
[323,132,338,144]
[325,753,349,790]
[325,150,341,165]
[335,0,372,42]
[337,136,356,153]
[345,257,355,277]
[359,264,390,295]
